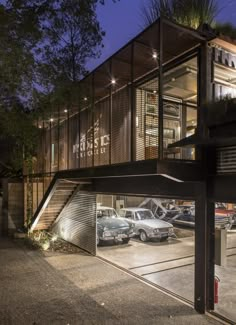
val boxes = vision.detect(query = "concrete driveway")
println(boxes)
[0,237,222,325]
[98,236,195,301]
[98,230,236,323]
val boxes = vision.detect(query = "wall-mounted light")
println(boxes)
[84,97,88,101]
[152,52,158,59]
[153,90,157,94]
[50,118,54,122]
[111,78,116,85]
[64,109,68,113]
[38,125,42,129]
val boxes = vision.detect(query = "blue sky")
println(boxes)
[87,0,236,71]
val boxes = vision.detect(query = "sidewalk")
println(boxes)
[0,237,221,325]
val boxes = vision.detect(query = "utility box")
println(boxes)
[215,228,227,267]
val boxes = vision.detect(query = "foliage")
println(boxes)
[215,22,236,40]
[38,0,105,100]
[0,104,40,171]
[141,0,219,29]
[26,230,52,250]
[0,0,119,173]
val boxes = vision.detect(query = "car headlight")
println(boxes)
[103,231,112,237]
[153,228,159,234]
[130,223,135,228]
[169,227,174,234]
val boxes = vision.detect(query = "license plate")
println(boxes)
[161,233,168,237]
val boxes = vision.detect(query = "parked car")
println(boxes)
[96,206,135,245]
[171,208,233,229]
[119,208,174,242]
[138,198,180,222]
[171,210,195,228]
[215,203,236,225]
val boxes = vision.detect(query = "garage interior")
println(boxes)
[96,194,236,323]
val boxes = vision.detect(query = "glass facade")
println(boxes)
[32,55,199,175]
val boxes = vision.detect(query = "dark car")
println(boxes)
[96,206,135,245]
[171,211,195,228]
[171,208,233,229]
[215,203,236,225]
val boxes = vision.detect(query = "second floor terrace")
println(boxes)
[32,19,236,177]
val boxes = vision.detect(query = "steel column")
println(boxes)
[109,59,113,165]
[158,17,164,160]
[130,42,136,162]
[195,182,207,313]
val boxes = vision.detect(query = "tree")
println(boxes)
[141,0,219,29]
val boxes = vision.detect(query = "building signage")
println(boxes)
[73,115,110,158]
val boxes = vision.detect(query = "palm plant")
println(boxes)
[141,0,219,29]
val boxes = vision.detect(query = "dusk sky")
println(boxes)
[88,0,236,71]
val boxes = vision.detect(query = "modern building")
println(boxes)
[27,18,236,323]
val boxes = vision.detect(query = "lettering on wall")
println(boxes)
[73,115,110,158]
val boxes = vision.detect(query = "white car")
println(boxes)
[119,208,174,242]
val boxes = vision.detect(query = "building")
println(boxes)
[27,18,236,323]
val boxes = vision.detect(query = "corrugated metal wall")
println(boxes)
[52,191,97,255]
[217,146,236,174]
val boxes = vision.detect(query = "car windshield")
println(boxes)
[97,208,118,218]
[135,210,155,220]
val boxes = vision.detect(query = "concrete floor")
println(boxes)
[0,237,221,325]
[98,229,236,323]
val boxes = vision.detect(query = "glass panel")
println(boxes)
[136,78,159,160]
[163,56,197,159]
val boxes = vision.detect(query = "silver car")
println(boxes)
[119,208,174,242]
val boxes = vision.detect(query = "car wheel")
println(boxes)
[140,230,148,242]
[122,238,130,244]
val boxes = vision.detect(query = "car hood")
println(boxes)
[137,219,172,228]
[97,217,129,229]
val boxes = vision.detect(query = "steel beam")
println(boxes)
[93,175,196,199]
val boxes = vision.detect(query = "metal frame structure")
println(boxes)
[26,18,236,320]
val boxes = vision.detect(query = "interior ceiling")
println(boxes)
[140,58,198,104]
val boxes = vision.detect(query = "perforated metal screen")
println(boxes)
[217,146,236,174]
[52,191,97,255]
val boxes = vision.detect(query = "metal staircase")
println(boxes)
[30,179,79,231]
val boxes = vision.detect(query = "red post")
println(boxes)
[214,276,220,304]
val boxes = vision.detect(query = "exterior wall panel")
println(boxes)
[94,98,110,166]
[111,87,131,164]
[69,115,79,170]
[52,191,96,255]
